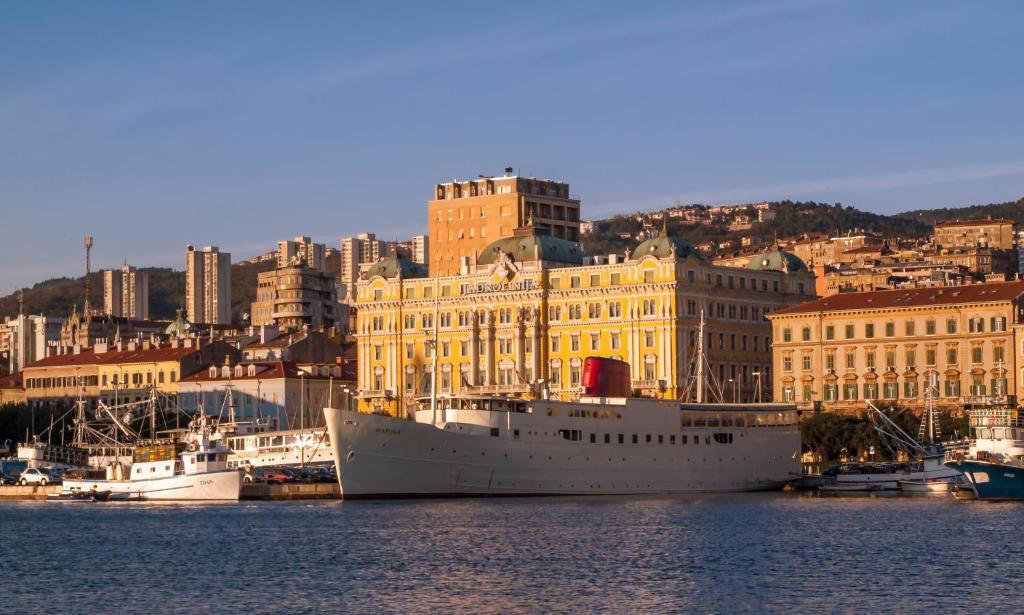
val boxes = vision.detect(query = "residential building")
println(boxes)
[251,262,340,331]
[340,233,389,299]
[2,314,64,374]
[185,245,232,324]
[278,236,326,272]
[767,280,1024,414]
[177,360,354,429]
[241,330,348,363]
[933,218,1015,250]
[21,336,239,409]
[103,264,149,319]
[428,168,581,276]
[355,221,814,416]
[410,234,429,265]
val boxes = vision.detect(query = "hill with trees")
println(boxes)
[897,196,1024,227]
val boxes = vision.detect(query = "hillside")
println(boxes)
[896,196,1024,226]
[582,200,933,257]
[0,253,341,324]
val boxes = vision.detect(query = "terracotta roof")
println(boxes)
[0,373,23,388]
[842,245,883,254]
[180,360,348,383]
[244,332,308,350]
[24,343,203,370]
[935,218,1015,227]
[770,280,1024,316]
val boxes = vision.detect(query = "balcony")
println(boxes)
[467,384,532,395]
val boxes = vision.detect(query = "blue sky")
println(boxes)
[1,1,1022,293]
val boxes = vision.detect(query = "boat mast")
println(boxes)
[696,310,705,404]
[149,385,157,441]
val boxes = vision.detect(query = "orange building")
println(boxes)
[428,168,580,276]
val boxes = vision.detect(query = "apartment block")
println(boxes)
[278,236,326,272]
[185,245,232,324]
[340,233,389,299]
[428,168,581,277]
[103,264,149,319]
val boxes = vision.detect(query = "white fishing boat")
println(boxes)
[60,414,241,501]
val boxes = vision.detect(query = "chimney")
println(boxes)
[73,344,81,355]
[142,339,151,350]
[127,340,137,351]
[116,340,124,352]
[95,341,108,354]
[608,254,619,265]
[170,337,179,349]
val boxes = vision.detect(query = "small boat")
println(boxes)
[898,479,955,494]
[820,482,885,492]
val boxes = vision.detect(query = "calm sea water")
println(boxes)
[2,493,1021,614]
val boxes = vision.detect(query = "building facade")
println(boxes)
[251,265,340,331]
[340,233,389,300]
[428,169,581,277]
[933,218,1015,250]
[278,236,326,272]
[767,280,1024,415]
[103,264,149,319]
[355,224,814,416]
[2,314,64,374]
[185,245,232,324]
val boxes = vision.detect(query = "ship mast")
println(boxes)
[696,310,705,404]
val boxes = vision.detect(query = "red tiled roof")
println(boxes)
[770,280,1024,316]
[0,373,23,388]
[243,332,309,350]
[24,343,202,370]
[842,245,883,254]
[180,360,348,383]
[935,218,1015,227]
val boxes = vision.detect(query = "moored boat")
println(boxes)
[60,414,241,501]
[944,404,1024,501]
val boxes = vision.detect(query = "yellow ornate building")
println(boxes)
[355,222,815,415]
[768,280,1024,414]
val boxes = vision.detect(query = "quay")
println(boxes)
[0,483,340,501]
[0,484,61,500]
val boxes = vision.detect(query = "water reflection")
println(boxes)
[3,493,1023,614]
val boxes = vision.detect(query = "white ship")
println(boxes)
[222,424,333,469]
[61,414,241,501]
[324,394,800,498]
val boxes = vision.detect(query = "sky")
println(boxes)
[1,1,1022,293]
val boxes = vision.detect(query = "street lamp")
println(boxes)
[752,371,763,403]
[297,368,310,470]
[728,378,737,403]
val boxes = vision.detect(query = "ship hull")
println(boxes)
[325,407,800,499]
[62,470,242,501]
[945,460,1024,501]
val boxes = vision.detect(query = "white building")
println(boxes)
[2,314,64,374]
[278,236,326,272]
[340,233,390,300]
[185,245,232,325]
[103,264,149,319]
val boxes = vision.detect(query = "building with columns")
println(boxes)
[767,280,1024,415]
[354,221,814,416]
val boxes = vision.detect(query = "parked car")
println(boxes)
[244,467,293,484]
[18,468,56,486]
[0,472,20,486]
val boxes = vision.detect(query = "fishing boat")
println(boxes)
[60,413,241,501]
[944,403,1024,501]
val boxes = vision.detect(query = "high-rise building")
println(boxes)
[252,269,339,331]
[278,236,326,272]
[3,314,64,374]
[185,245,232,324]
[103,264,149,319]
[410,234,429,265]
[427,168,581,276]
[340,233,389,299]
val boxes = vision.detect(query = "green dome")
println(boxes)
[165,309,193,337]
[747,244,807,272]
[362,253,428,280]
[477,234,583,266]
[631,222,697,260]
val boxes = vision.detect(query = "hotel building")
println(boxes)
[354,221,815,416]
